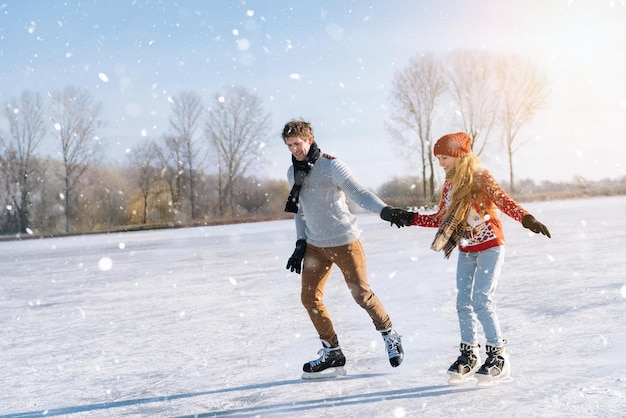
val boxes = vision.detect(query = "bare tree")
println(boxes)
[128,138,161,224]
[444,50,501,156]
[495,55,549,193]
[168,91,206,220]
[0,90,46,233]
[233,177,290,217]
[71,163,131,232]
[388,53,446,199]
[49,85,102,233]
[155,134,186,222]
[205,86,271,217]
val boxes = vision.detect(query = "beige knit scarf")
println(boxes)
[431,170,472,259]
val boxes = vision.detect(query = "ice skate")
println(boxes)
[381,328,404,367]
[447,342,480,385]
[476,344,513,386]
[301,337,347,380]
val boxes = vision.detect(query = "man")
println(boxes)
[282,118,410,379]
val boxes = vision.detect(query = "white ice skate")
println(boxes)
[475,344,513,387]
[447,342,480,385]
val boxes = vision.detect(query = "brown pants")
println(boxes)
[301,239,392,343]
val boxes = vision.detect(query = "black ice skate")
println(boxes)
[447,342,480,385]
[302,336,346,380]
[381,328,404,367]
[476,344,512,386]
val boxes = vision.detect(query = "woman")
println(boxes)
[408,132,550,385]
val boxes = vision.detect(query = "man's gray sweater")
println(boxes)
[287,154,386,248]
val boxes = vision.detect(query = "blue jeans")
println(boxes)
[455,246,506,346]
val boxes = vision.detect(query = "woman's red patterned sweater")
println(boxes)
[411,170,528,253]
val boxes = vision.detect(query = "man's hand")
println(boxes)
[522,214,551,238]
[286,239,307,274]
[380,206,416,228]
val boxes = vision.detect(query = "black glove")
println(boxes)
[286,239,307,274]
[522,214,551,238]
[380,206,415,228]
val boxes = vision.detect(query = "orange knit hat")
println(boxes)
[433,132,472,157]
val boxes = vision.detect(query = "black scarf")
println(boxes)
[284,142,321,213]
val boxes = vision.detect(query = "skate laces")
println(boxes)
[309,346,339,367]
[458,344,478,363]
[310,348,329,367]
[383,330,402,357]
[486,353,504,367]
[481,345,505,374]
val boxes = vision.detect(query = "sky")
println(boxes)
[1,195,625,416]
[1,0,625,189]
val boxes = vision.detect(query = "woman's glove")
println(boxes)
[522,214,551,238]
[380,206,416,228]
[286,239,307,274]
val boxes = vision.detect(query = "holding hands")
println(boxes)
[380,206,416,228]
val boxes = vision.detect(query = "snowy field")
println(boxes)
[1,195,625,417]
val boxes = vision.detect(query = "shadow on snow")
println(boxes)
[1,373,470,417]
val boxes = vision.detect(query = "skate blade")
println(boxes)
[447,371,477,385]
[301,366,347,380]
[476,373,513,387]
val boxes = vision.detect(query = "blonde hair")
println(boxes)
[445,153,483,224]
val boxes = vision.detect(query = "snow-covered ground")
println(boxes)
[1,196,625,417]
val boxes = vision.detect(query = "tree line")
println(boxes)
[1,49,553,236]
[0,85,289,235]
